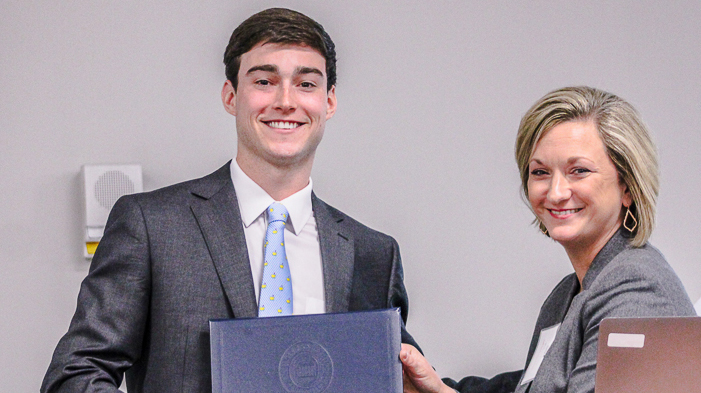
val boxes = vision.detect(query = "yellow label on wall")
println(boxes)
[86,242,99,255]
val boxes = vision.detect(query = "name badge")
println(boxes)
[520,323,561,385]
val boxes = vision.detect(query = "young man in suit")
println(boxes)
[42,8,417,393]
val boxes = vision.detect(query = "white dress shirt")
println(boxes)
[230,161,325,315]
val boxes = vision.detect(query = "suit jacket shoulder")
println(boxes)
[121,160,232,208]
[312,195,397,244]
[518,231,695,393]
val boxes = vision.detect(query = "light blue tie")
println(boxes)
[258,202,293,317]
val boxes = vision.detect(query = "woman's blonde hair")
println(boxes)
[514,86,658,247]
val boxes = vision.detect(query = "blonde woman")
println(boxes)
[401,86,695,393]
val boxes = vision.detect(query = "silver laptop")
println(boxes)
[595,316,701,393]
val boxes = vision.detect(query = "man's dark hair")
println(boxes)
[224,8,337,91]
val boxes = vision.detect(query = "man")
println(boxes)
[41,8,417,393]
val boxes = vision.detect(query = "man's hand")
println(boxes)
[400,344,455,393]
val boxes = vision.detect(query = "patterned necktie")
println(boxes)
[258,202,293,317]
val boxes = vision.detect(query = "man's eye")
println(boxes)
[256,80,271,86]
[300,82,316,88]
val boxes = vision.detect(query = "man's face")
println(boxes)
[223,42,337,170]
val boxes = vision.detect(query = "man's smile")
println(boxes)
[264,120,304,129]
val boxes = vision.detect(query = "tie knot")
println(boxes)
[266,202,289,224]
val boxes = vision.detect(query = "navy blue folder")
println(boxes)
[210,308,403,392]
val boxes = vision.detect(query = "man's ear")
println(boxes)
[222,80,237,116]
[325,85,337,120]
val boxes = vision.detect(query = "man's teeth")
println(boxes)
[267,121,299,129]
[552,209,580,216]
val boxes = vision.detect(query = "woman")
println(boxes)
[401,86,696,393]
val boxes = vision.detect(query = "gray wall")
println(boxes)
[2,1,700,390]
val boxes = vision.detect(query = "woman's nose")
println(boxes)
[547,173,571,203]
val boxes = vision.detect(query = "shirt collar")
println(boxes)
[230,160,313,236]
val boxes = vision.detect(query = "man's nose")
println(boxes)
[274,84,296,112]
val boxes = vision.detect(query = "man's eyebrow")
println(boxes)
[246,64,279,75]
[245,64,324,78]
[295,66,324,78]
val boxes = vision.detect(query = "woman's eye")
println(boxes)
[530,169,547,176]
[573,168,591,174]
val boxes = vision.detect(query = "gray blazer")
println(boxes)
[42,162,416,393]
[515,230,695,393]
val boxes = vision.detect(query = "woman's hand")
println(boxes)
[400,344,455,393]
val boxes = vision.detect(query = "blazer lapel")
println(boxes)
[189,163,258,318]
[516,274,580,392]
[313,194,355,313]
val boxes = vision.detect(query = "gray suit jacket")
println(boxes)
[514,230,695,393]
[42,162,416,393]
[444,230,695,393]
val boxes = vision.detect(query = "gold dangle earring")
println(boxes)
[623,207,638,232]
[539,221,549,236]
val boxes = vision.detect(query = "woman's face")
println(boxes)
[527,120,631,253]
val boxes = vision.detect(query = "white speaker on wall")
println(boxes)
[82,164,143,259]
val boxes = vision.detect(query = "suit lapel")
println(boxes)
[313,194,355,313]
[516,274,580,392]
[189,163,258,318]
